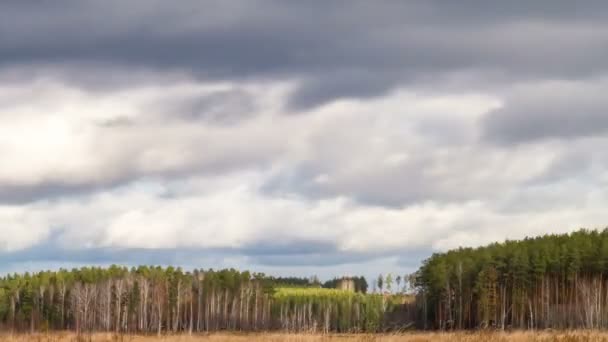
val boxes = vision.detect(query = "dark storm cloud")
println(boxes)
[239,240,337,256]
[0,182,126,205]
[0,237,386,269]
[153,89,258,125]
[251,252,384,267]
[528,150,594,185]
[242,241,399,267]
[3,1,608,108]
[482,82,608,144]
[262,165,425,207]
[262,156,488,208]
[484,109,608,144]
[287,71,402,109]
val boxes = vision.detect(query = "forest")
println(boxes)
[416,229,608,330]
[3,229,608,334]
[0,266,412,334]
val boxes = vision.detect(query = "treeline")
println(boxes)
[0,266,406,334]
[268,276,321,288]
[0,266,275,334]
[322,277,368,293]
[11,228,603,333]
[416,229,608,330]
[264,276,369,294]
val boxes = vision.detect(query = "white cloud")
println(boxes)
[0,206,50,252]
[2,76,608,275]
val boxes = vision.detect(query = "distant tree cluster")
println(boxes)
[267,276,321,288]
[322,276,368,293]
[416,229,608,330]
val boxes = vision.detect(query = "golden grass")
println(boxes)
[4,331,608,342]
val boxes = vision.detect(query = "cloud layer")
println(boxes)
[2,1,608,279]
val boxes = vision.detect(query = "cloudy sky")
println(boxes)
[2,1,608,279]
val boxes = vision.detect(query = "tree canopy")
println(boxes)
[416,229,608,330]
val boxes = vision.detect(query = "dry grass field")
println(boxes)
[4,332,608,342]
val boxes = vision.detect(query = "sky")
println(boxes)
[2,1,608,280]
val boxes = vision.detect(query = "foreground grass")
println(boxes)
[4,332,608,342]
